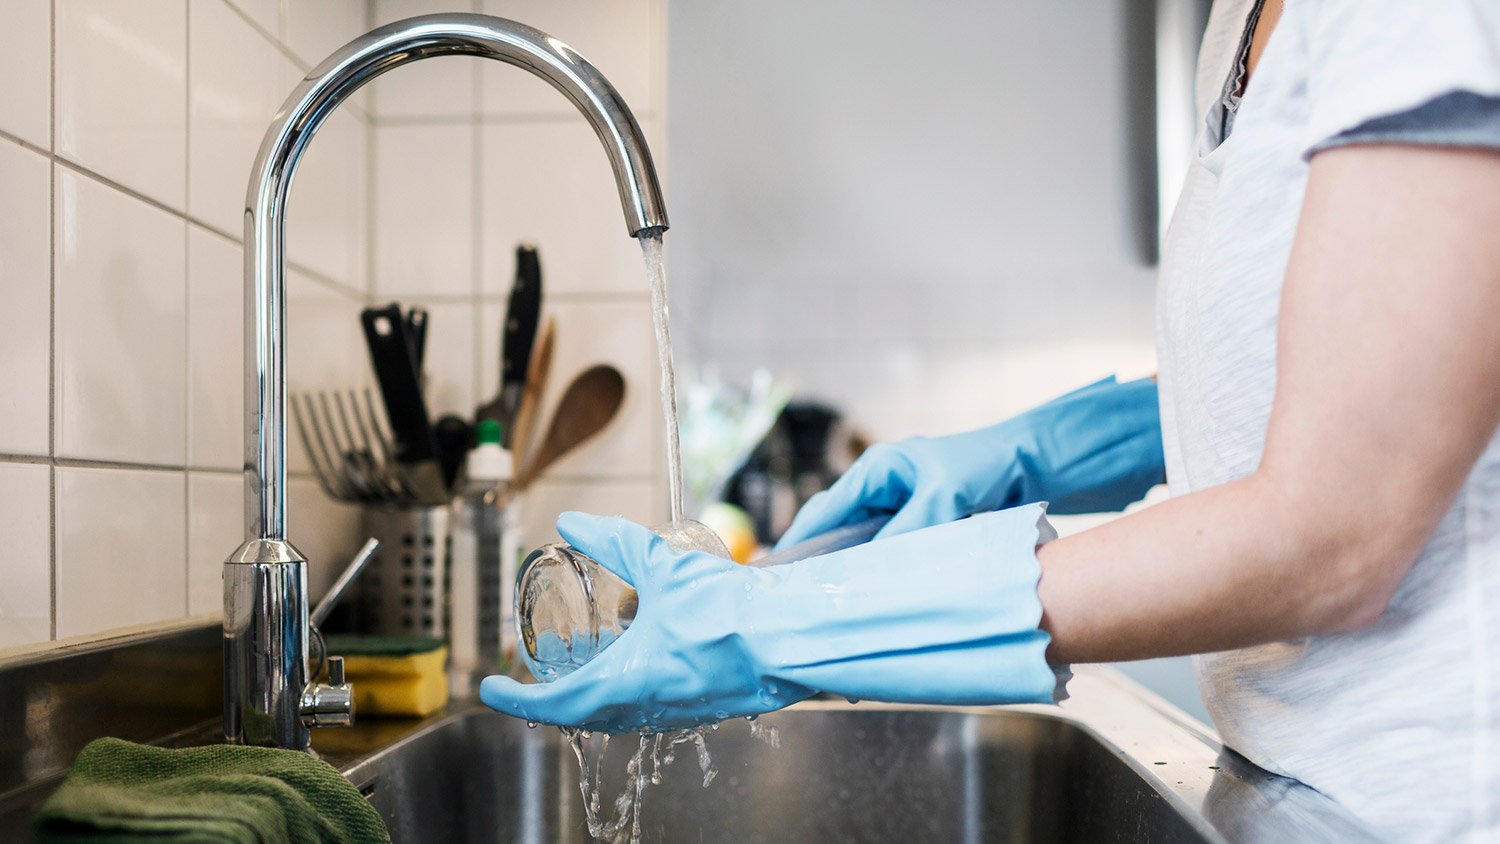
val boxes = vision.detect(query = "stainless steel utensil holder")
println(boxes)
[356,506,452,637]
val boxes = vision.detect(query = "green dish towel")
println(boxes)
[33,737,391,844]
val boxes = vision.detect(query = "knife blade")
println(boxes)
[497,243,542,444]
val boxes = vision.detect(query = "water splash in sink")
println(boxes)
[563,726,720,843]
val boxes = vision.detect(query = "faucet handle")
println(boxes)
[311,537,380,630]
[302,656,354,728]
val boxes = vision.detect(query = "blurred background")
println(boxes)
[0,0,1209,720]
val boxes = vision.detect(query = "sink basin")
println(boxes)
[328,667,1383,843]
[342,703,1205,843]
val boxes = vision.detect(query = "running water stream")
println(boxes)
[550,230,704,844]
[639,231,685,526]
[548,232,789,843]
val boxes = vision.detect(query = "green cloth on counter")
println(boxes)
[33,737,390,844]
[321,635,444,657]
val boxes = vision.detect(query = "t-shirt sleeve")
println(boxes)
[1311,91,1500,155]
[1304,0,1500,154]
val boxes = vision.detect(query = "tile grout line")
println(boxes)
[48,0,58,642]
[0,146,366,304]
[184,0,194,618]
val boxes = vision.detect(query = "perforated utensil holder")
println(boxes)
[354,505,452,637]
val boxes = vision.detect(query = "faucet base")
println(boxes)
[223,539,311,749]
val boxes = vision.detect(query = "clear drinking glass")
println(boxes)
[514,517,886,682]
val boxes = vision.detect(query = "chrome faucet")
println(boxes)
[223,13,669,750]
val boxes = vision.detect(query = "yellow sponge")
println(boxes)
[323,636,449,718]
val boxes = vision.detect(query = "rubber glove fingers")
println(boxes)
[554,510,665,588]
[479,652,640,731]
[776,443,925,549]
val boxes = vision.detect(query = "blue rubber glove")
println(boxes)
[480,505,1060,734]
[777,376,1163,547]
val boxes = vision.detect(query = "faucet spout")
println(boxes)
[225,13,668,749]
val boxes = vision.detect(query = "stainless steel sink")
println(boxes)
[327,669,1384,844]
[344,707,1190,843]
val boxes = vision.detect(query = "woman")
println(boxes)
[484,2,1500,838]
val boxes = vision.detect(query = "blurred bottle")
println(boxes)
[449,419,519,695]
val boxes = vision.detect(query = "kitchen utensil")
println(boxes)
[356,505,452,637]
[477,243,542,435]
[361,304,448,505]
[508,316,556,471]
[515,365,626,489]
[291,388,412,505]
[406,307,428,376]
[433,414,473,493]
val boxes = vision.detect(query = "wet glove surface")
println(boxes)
[480,505,1059,734]
[778,376,1164,546]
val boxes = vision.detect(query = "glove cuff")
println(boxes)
[752,503,1062,707]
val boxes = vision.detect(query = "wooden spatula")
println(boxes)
[516,365,626,489]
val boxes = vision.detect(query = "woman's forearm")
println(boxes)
[1035,472,1401,664]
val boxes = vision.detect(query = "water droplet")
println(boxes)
[526,721,538,729]
[845,697,860,704]
[714,710,729,720]
[745,714,758,722]
[710,722,720,731]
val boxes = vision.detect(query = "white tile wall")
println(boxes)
[56,0,187,209]
[186,471,239,615]
[225,0,280,39]
[478,119,656,297]
[0,0,51,148]
[54,167,188,466]
[189,0,295,236]
[286,110,369,286]
[372,123,474,297]
[0,0,374,658]
[0,141,52,457]
[284,0,369,70]
[0,463,52,649]
[186,225,243,470]
[55,466,187,639]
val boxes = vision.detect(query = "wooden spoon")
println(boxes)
[515,365,626,489]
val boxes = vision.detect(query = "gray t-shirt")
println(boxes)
[1158,2,1500,840]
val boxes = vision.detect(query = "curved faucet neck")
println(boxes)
[240,13,668,541]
